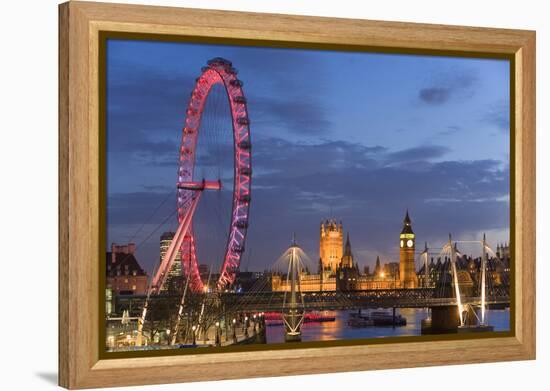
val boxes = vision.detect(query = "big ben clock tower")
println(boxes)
[399,210,419,288]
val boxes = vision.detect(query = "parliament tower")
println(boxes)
[319,219,343,276]
[399,210,419,288]
[341,233,354,268]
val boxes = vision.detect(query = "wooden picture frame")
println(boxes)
[59,1,536,389]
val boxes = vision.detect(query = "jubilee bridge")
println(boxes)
[220,286,510,312]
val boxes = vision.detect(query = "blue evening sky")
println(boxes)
[106,39,510,275]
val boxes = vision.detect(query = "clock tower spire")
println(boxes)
[399,209,419,288]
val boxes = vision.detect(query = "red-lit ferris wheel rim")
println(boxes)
[178,58,251,292]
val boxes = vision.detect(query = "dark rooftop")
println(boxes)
[106,252,147,277]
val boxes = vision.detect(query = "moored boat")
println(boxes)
[370,310,406,326]
[347,312,374,327]
[265,311,335,326]
[347,310,407,327]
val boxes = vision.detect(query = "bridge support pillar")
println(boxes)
[422,305,482,334]
[422,305,459,334]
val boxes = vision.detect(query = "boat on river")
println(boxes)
[347,312,373,327]
[265,311,335,326]
[348,310,406,327]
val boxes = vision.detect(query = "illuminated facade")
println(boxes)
[493,242,511,285]
[106,243,148,295]
[159,231,185,292]
[273,220,401,292]
[272,212,424,292]
[159,232,182,278]
[271,273,335,292]
[338,250,399,291]
[319,219,343,277]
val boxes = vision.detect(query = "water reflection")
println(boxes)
[265,308,510,344]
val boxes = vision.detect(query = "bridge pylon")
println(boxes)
[282,235,305,342]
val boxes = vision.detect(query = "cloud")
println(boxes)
[252,138,385,178]
[107,190,175,226]
[386,145,450,163]
[482,100,510,132]
[248,138,507,262]
[104,43,509,272]
[251,96,332,135]
[106,48,333,172]
[106,54,507,271]
[107,72,194,131]
[235,50,332,136]
[217,46,322,85]
[106,65,195,171]
[419,88,451,105]
[438,125,462,136]
[108,137,509,272]
[418,69,478,105]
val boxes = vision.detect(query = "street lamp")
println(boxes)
[191,325,197,345]
[232,318,237,343]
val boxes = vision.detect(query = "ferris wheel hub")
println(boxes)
[177,179,222,191]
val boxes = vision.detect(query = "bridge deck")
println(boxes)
[221,288,510,311]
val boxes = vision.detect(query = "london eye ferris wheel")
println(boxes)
[150,57,252,294]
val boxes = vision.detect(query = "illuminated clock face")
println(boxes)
[407,239,414,248]
[400,240,404,248]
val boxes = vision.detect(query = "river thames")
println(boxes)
[265,308,510,343]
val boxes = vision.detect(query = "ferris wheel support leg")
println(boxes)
[150,192,202,293]
[135,302,148,346]
[170,274,190,346]
[135,192,202,347]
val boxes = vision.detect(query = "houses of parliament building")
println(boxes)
[271,211,419,292]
